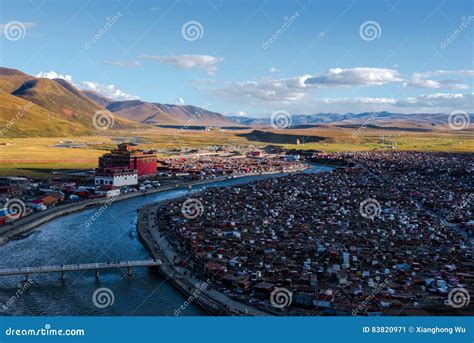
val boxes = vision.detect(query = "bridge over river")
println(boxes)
[0,259,162,281]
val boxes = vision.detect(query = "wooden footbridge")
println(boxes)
[0,259,162,281]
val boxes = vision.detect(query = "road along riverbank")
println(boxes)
[137,202,271,316]
[0,167,307,245]
[136,163,336,316]
[0,163,332,316]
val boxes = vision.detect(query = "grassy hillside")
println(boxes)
[0,67,147,136]
[0,92,90,137]
[0,67,32,93]
[12,78,104,127]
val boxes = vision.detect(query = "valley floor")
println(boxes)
[0,126,472,177]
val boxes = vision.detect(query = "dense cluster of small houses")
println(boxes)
[0,144,305,226]
[155,151,473,316]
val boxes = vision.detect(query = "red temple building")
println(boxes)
[98,143,157,177]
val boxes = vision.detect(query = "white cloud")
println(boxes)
[211,72,472,113]
[394,93,472,108]
[215,75,311,104]
[36,71,73,82]
[269,67,281,73]
[103,60,140,68]
[308,93,473,114]
[406,70,473,90]
[304,67,403,86]
[319,97,396,105]
[208,67,473,114]
[138,54,223,75]
[36,70,138,101]
[314,93,472,108]
[78,81,139,101]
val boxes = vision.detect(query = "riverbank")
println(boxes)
[0,166,308,245]
[135,164,339,316]
[137,202,271,316]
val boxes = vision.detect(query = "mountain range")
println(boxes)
[103,100,233,126]
[228,111,472,130]
[0,66,469,138]
[0,67,236,137]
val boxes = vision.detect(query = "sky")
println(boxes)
[0,0,472,117]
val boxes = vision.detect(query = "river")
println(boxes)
[0,164,334,316]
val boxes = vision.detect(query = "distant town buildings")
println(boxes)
[1,144,307,227]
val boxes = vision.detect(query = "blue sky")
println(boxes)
[0,0,472,117]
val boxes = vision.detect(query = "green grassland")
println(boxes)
[0,126,472,178]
